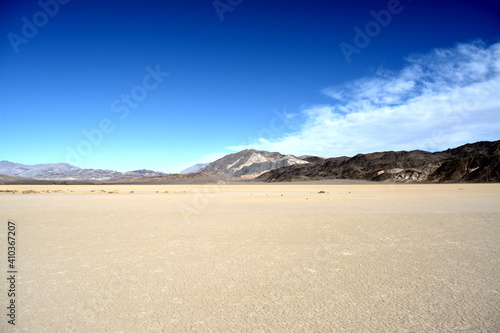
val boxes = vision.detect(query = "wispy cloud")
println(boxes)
[228,41,500,157]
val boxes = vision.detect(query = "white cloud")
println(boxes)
[231,41,500,157]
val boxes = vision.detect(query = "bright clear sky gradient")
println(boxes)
[1,0,499,173]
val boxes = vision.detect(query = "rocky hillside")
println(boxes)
[258,140,500,183]
[0,174,29,183]
[199,149,309,177]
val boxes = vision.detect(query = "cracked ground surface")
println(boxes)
[0,183,499,332]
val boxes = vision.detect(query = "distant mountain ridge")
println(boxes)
[36,169,167,181]
[180,163,208,174]
[0,161,166,181]
[0,161,80,178]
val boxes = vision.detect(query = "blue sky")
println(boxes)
[1,0,499,173]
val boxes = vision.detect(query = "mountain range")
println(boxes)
[258,140,500,183]
[1,140,499,184]
[0,161,81,178]
[0,161,166,181]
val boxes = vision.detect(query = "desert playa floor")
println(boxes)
[0,183,499,332]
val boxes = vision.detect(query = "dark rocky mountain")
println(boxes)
[199,149,309,178]
[299,155,326,164]
[258,140,500,183]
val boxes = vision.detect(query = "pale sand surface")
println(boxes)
[0,184,499,332]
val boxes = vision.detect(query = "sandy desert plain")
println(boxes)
[0,182,498,333]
